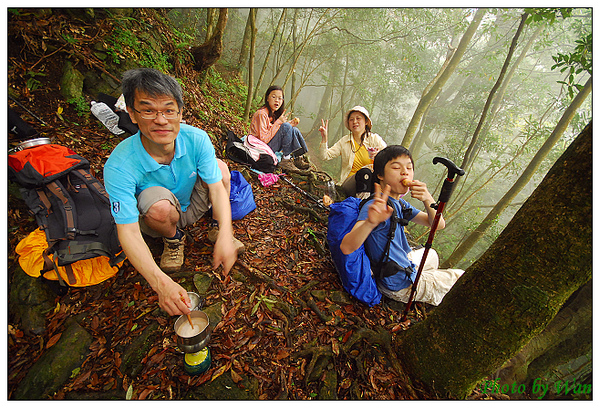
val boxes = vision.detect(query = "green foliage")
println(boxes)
[525,8,573,24]
[203,68,248,122]
[103,9,192,73]
[67,95,89,118]
[551,32,592,98]
[25,70,46,91]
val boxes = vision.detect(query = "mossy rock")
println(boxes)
[13,317,93,399]
[119,321,160,378]
[8,265,56,336]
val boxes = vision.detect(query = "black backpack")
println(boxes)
[9,143,125,286]
[225,130,277,173]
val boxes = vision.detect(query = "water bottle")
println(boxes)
[326,180,337,201]
[90,101,125,135]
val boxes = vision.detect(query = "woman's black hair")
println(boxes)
[373,145,415,180]
[263,85,285,123]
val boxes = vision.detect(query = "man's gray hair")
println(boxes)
[122,68,184,109]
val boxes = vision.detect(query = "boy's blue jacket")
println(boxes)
[327,197,382,307]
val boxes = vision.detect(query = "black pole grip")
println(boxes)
[433,157,465,204]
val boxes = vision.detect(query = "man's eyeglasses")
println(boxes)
[132,107,181,120]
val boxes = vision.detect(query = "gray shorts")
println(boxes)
[137,177,211,238]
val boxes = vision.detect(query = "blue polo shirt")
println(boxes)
[358,196,419,291]
[104,124,221,224]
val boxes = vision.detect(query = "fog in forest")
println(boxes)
[169,7,591,269]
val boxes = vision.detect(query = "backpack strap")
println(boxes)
[42,244,77,286]
[56,241,117,264]
[359,194,413,281]
[72,169,110,203]
[45,180,77,240]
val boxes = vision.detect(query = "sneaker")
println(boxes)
[160,234,185,272]
[279,158,299,172]
[294,156,310,170]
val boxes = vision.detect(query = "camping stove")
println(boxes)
[174,301,212,375]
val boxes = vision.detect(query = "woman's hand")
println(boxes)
[289,117,300,126]
[279,109,289,123]
[319,119,329,142]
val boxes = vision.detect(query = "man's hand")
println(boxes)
[155,273,192,316]
[213,232,237,276]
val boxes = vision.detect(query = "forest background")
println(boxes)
[178,6,591,268]
[5,5,592,401]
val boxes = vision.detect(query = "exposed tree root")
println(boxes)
[235,261,289,293]
[279,198,328,223]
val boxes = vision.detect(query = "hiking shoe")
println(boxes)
[233,237,245,255]
[294,156,310,170]
[207,226,245,255]
[279,158,299,172]
[207,225,219,243]
[160,234,185,272]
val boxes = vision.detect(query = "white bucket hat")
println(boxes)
[345,105,372,131]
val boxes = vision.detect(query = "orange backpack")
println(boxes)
[9,144,125,287]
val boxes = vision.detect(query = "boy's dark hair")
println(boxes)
[122,68,184,110]
[263,85,285,122]
[373,145,414,180]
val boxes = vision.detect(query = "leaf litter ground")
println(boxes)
[6,10,438,400]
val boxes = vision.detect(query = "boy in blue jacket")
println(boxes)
[341,145,462,306]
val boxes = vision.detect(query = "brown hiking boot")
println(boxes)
[294,156,310,170]
[278,158,299,172]
[160,234,185,272]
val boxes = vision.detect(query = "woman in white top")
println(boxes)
[319,106,387,197]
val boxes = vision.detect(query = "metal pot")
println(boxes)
[174,310,211,353]
[13,137,52,152]
[187,292,202,311]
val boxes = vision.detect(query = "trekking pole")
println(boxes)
[401,157,464,322]
[279,174,330,212]
[9,95,48,126]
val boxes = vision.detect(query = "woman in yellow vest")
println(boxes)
[319,106,387,197]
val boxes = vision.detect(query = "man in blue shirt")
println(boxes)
[104,68,242,316]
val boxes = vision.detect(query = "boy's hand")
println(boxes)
[409,179,435,206]
[366,183,394,226]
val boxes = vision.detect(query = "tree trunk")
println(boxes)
[205,8,218,40]
[243,9,257,120]
[441,77,591,268]
[253,9,286,101]
[494,280,591,393]
[396,119,592,398]
[237,9,253,75]
[459,13,529,176]
[401,9,485,147]
[190,8,228,75]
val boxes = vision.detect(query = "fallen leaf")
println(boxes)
[331,339,340,356]
[211,364,229,382]
[275,349,289,360]
[231,368,242,383]
[46,333,62,349]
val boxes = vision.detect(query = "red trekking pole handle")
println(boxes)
[401,157,464,322]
